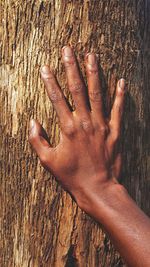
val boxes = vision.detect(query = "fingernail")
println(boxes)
[119,78,125,90]
[62,46,73,57]
[30,119,35,131]
[87,53,96,65]
[41,65,50,74]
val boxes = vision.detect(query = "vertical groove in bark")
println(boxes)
[0,1,149,266]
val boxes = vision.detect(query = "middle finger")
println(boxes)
[62,46,89,116]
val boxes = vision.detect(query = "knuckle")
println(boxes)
[42,72,54,81]
[87,66,98,76]
[89,90,102,102]
[117,88,125,97]
[99,125,108,136]
[64,57,76,68]
[49,89,63,103]
[62,120,76,137]
[80,118,93,133]
[69,82,84,95]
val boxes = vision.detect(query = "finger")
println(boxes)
[29,119,54,169]
[40,66,72,125]
[107,79,126,154]
[62,46,89,115]
[85,52,104,123]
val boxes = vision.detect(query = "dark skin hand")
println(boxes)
[29,46,150,267]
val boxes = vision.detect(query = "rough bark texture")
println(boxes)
[0,1,150,267]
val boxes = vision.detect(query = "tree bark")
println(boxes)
[0,0,149,266]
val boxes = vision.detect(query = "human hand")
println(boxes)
[29,46,125,210]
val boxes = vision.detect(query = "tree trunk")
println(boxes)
[1,1,149,266]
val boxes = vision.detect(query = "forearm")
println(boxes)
[77,182,150,267]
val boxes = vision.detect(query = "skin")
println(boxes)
[29,46,150,267]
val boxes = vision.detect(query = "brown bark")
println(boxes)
[0,1,150,266]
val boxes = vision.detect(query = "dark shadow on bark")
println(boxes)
[64,245,79,267]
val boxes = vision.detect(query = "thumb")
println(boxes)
[29,119,54,168]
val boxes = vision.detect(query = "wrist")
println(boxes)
[74,179,128,221]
